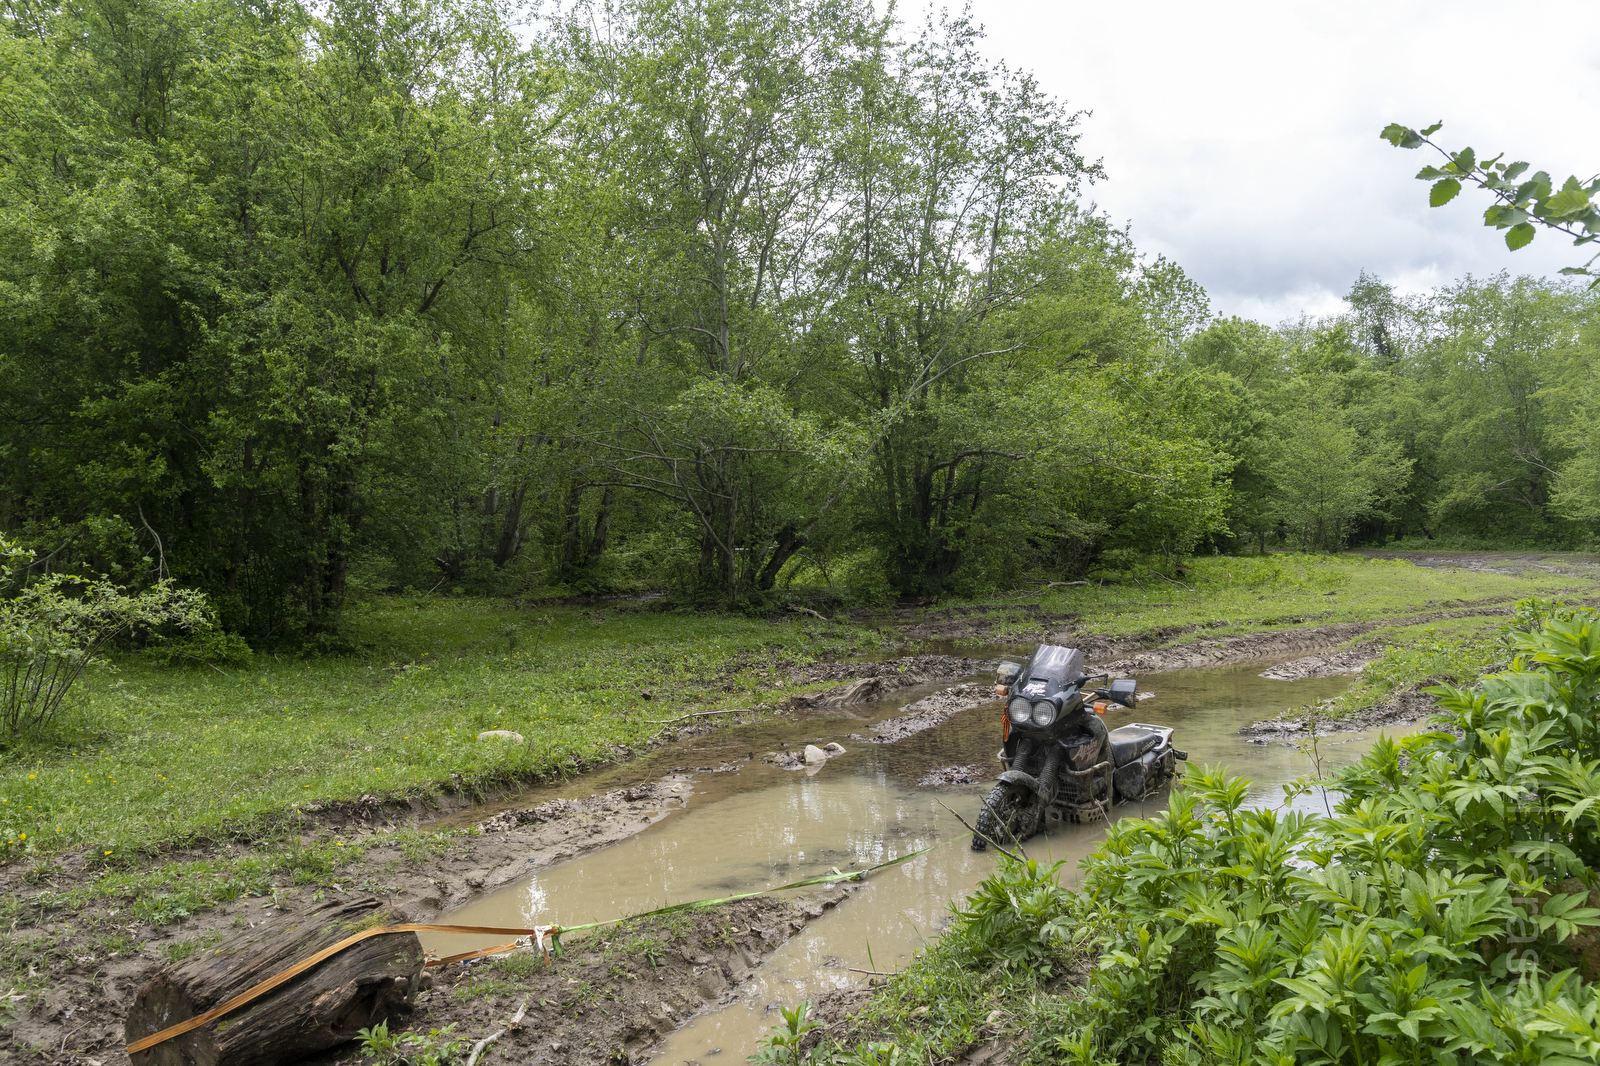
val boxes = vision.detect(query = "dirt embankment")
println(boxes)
[0,776,847,1066]
[865,683,997,744]
[1352,549,1600,580]
[1239,682,1452,742]
[775,655,991,710]
[391,889,853,1066]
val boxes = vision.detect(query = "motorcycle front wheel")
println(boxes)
[971,781,1043,851]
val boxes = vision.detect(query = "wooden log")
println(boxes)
[125,897,423,1066]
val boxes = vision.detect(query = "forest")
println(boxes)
[2,0,1598,646]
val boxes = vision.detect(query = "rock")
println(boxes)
[821,742,846,756]
[803,744,828,766]
[477,730,524,742]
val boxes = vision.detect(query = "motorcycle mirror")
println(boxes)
[1109,678,1138,707]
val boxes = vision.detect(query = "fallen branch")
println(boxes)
[935,798,1029,864]
[1040,581,1089,589]
[786,604,828,621]
[1153,571,1194,592]
[465,1028,505,1066]
[509,1000,528,1030]
[645,709,742,727]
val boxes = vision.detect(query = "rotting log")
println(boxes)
[126,897,423,1066]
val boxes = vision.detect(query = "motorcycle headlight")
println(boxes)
[1031,701,1057,727]
[1007,697,1032,725]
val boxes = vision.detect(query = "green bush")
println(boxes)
[147,628,255,670]
[0,534,209,741]
[827,602,1600,1066]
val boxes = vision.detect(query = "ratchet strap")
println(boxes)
[125,922,560,1055]
[126,845,938,1057]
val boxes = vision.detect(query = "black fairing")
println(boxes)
[1013,645,1086,702]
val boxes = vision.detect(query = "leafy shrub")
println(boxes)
[1032,605,1600,1066]
[147,628,254,670]
[952,856,1075,972]
[0,534,209,740]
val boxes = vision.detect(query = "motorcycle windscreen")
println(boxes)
[1021,645,1085,689]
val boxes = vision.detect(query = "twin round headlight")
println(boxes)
[1007,697,1057,727]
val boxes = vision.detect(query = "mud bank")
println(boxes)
[0,776,717,1064]
[1238,682,1450,742]
[369,890,853,1066]
[1353,550,1600,581]
[1258,645,1379,680]
[776,656,992,710]
[889,591,1534,652]
[864,684,997,744]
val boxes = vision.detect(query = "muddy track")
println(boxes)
[1086,603,1520,676]
[1351,549,1600,580]
[0,776,847,1065]
[355,890,854,1066]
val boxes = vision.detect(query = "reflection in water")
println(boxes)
[426,659,1408,1064]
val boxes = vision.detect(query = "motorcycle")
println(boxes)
[971,644,1186,851]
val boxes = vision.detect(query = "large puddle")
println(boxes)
[422,658,1408,1062]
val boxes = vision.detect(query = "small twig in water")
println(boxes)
[935,798,1028,864]
[847,967,899,976]
[645,709,741,727]
[465,1029,505,1066]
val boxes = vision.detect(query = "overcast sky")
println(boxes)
[964,0,1600,324]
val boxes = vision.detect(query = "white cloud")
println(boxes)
[967,0,1600,322]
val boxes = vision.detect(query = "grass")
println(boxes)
[930,553,1587,644]
[1319,615,1506,721]
[0,595,880,862]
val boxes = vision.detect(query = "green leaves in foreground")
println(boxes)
[1382,121,1600,280]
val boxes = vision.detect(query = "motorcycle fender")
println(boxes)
[998,769,1049,801]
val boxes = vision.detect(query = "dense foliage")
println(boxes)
[1182,275,1600,553]
[824,604,1600,1066]
[3,0,1598,645]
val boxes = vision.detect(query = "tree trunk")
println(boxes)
[756,526,806,591]
[494,483,529,568]
[588,486,615,559]
[560,480,587,577]
[125,897,422,1066]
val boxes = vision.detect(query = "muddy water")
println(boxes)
[423,661,1406,1063]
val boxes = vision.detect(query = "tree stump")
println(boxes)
[126,897,423,1066]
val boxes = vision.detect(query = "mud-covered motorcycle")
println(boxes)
[971,644,1186,850]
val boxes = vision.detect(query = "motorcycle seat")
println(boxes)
[1108,725,1162,767]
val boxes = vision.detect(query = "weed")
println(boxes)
[486,950,546,979]
[358,1020,468,1066]
[454,975,519,1002]
[392,828,457,864]
[751,1001,820,1066]
[161,929,226,964]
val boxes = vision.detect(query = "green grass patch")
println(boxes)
[933,553,1585,645]
[0,596,878,862]
[1319,616,1505,721]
